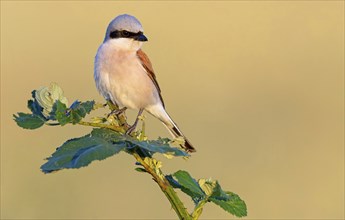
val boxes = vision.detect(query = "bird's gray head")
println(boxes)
[104,14,148,45]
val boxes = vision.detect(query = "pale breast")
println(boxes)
[94,42,160,109]
[94,44,113,102]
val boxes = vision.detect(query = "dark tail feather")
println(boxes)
[146,105,196,153]
[169,124,196,153]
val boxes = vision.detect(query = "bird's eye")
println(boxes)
[122,30,130,37]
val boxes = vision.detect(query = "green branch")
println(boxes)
[78,120,125,133]
[132,152,192,220]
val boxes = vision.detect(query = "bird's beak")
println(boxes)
[135,33,148,42]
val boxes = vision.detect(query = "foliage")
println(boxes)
[167,171,247,217]
[41,128,188,173]
[13,83,247,219]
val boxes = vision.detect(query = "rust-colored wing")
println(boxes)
[137,49,165,107]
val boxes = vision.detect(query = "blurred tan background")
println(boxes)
[1,1,344,219]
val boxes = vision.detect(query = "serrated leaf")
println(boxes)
[198,178,230,201]
[209,192,247,217]
[166,174,201,204]
[51,100,69,125]
[69,100,95,123]
[69,110,83,124]
[166,170,206,204]
[13,113,45,129]
[41,128,126,173]
[210,181,231,201]
[50,100,95,125]
[173,170,205,197]
[126,137,189,157]
[40,128,188,174]
[79,100,95,113]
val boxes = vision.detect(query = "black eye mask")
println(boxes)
[110,30,143,39]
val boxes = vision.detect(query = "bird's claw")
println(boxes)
[107,107,127,118]
[125,124,137,135]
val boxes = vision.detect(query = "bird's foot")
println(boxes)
[125,123,138,135]
[107,107,127,118]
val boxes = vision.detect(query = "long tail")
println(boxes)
[146,104,196,153]
[163,120,196,153]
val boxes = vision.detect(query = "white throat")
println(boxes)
[105,38,143,52]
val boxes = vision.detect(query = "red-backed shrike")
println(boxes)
[94,14,196,152]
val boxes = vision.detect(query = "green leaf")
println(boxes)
[210,181,231,201]
[168,171,247,218]
[28,99,44,117]
[50,100,95,125]
[27,91,46,119]
[68,100,95,124]
[69,111,82,124]
[166,175,201,204]
[51,100,69,125]
[41,128,126,173]
[40,128,188,174]
[79,100,95,113]
[166,170,206,204]
[198,179,247,217]
[209,192,247,217]
[173,170,205,197]
[13,113,45,129]
[127,137,189,157]
[91,128,126,141]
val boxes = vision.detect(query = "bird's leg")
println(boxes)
[107,107,127,118]
[105,101,129,128]
[126,108,144,135]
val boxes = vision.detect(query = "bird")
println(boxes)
[94,14,196,152]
